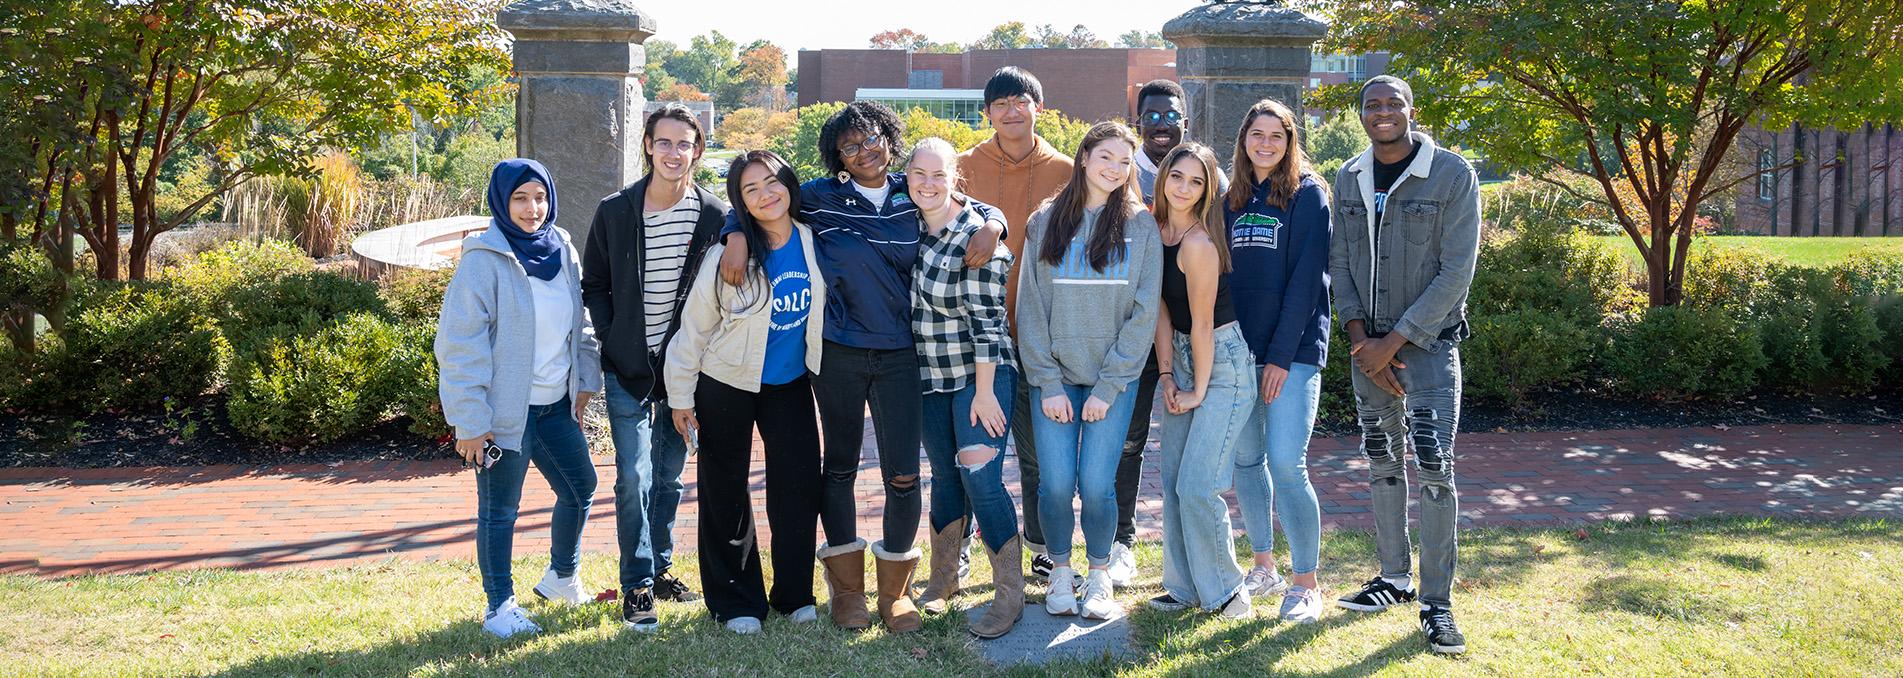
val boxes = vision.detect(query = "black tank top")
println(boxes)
[1162,240,1237,332]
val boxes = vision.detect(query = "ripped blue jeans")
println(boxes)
[1349,341,1462,609]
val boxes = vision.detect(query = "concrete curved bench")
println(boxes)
[350,215,491,280]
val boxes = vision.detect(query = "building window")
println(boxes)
[1757,150,1776,202]
[908,70,943,89]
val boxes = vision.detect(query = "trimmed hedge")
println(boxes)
[10,283,227,413]
[226,312,409,444]
[1605,304,1767,400]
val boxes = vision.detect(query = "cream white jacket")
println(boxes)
[664,223,826,410]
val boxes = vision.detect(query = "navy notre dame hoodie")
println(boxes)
[1224,174,1332,369]
[723,173,1002,350]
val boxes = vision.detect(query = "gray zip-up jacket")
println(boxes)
[1015,203,1163,404]
[436,225,603,449]
[1329,131,1482,352]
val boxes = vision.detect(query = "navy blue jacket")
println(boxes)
[723,173,1003,350]
[1225,175,1332,369]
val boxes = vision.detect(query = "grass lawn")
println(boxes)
[3,517,1897,676]
[1594,234,1903,270]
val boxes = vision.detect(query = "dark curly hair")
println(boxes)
[818,101,905,178]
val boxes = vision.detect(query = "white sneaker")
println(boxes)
[791,605,818,624]
[482,598,543,639]
[1045,566,1079,616]
[957,537,973,579]
[531,567,590,606]
[1245,565,1288,598]
[1280,585,1323,623]
[1107,542,1137,586]
[1080,569,1120,620]
[1217,591,1254,619]
[725,616,762,634]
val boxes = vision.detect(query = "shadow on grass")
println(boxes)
[1579,574,1743,625]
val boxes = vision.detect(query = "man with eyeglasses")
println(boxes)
[955,66,1075,585]
[581,103,725,632]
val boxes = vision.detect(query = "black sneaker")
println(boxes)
[1420,606,1467,654]
[1030,552,1056,580]
[654,572,702,602]
[1336,576,1417,612]
[622,589,658,632]
[1146,593,1193,612]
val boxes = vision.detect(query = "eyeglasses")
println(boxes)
[839,133,884,158]
[987,96,1034,114]
[1141,110,1184,126]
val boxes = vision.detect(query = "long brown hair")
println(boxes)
[1225,99,1319,213]
[1040,121,1142,271]
[1153,142,1231,273]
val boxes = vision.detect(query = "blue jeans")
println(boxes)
[922,365,1020,553]
[1158,324,1254,609]
[1031,383,1138,567]
[1351,341,1462,609]
[475,396,597,613]
[602,371,690,593]
[1234,361,1324,576]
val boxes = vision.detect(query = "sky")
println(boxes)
[641,0,1207,61]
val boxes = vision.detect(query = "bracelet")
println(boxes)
[1158,370,1174,376]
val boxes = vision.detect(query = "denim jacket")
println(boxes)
[1328,131,1482,352]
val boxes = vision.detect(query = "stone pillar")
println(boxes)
[1163,1,1328,148]
[498,0,655,250]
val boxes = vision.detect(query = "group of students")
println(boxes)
[435,69,1481,656]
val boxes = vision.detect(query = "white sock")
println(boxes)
[1383,574,1413,591]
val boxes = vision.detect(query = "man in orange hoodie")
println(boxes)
[956,66,1074,585]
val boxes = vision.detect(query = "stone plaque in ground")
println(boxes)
[967,605,1133,665]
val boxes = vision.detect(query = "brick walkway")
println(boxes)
[3,420,1898,576]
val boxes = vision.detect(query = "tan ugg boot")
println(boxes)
[917,518,966,614]
[817,539,871,630]
[871,540,923,633]
[969,535,1024,639]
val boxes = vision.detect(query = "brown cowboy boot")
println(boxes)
[969,535,1024,639]
[817,539,870,630]
[917,518,966,614]
[871,540,923,633]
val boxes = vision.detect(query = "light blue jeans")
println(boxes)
[1158,324,1255,609]
[1234,361,1324,576]
[1031,383,1139,567]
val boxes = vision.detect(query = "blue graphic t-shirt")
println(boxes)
[760,229,812,385]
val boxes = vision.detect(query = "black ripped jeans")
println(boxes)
[813,341,923,552]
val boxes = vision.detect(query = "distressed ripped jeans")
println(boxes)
[1349,341,1462,609]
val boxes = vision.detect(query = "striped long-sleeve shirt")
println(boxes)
[912,202,1015,394]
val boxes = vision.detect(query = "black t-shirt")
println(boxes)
[1371,141,1422,231]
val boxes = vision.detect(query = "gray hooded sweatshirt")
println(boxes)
[1015,203,1163,404]
[436,225,603,449]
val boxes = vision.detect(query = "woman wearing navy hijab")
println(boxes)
[437,159,604,639]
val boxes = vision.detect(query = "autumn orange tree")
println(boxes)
[1327,0,1903,306]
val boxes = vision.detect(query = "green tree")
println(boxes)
[767,102,844,181]
[669,32,739,108]
[1306,111,1368,180]
[1326,0,1903,306]
[1034,109,1092,157]
[642,39,680,99]
[1,0,508,283]
[1117,30,1173,49]
[972,22,1031,50]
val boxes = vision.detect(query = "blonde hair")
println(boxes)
[905,137,960,182]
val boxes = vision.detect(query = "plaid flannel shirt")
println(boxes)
[913,205,1016,394]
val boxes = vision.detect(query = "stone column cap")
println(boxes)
[498,0,655,41]
[1163,1,1328,43]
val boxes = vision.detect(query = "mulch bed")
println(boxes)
[3,388,1897,469]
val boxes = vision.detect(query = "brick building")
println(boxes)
[797,48,1178,124]
[1736,122,1902,236]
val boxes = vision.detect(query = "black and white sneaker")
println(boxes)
[1146,593,1193,612]
[1336,576,1417,612]
[622,589,659,632]
[654,572,702,602]
[1420,606,1467,654]
[1030,553,1056,580]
